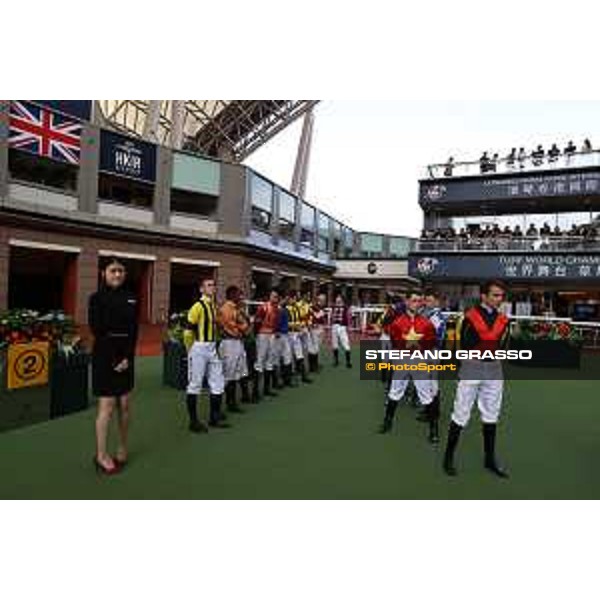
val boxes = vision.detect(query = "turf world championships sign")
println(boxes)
[409,253,600,281]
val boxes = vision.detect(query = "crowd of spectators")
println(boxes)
[420,222,600,250]
[441,139,594,177]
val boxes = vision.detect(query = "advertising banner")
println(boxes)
[100,129,157,183]
[420,169,600,207]
[409,253,600,281]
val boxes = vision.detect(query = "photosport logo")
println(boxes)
[356,340,600,382]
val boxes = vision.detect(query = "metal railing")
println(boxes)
[424,149,600,180]
[416,235,600,253]
[243,303,600,349]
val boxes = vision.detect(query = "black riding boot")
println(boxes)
[209,394,231,428]
[225,381,244,414]
[345,351,352,369]
[427,394,441,444]
[186,394,208,433]
[264,370,278,397]
[283,363,296,387]
[251,371,261,403]
[296,358,312,384]
[443,421,462,476]
[272,367,283,390]
[385,371,392,394]
[483,423,509,479]
[239,376,251,404]
[333,349,339,366]
[378,399,399,434]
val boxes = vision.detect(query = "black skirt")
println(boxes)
[92,337,136,397]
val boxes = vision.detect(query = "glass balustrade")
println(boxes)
[423,150,600,180]
[416,236,600,252]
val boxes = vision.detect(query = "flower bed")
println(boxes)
[511,319,583,345]
[510,320,582,368]
[0,309,83,355]
[0,309,90,430]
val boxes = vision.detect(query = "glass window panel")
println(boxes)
[333,221,342,239]
[360,233,383,253]
[389,237,411,257]
[251,174,273,213]
[318,214,330,251]
[301,203,315,229]
[279,190,296,223]
[319,213,330,236]
[172,152,220,196]
[344,228,354,248]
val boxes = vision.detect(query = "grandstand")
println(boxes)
[410,147,600,322]
[0,100,415,354]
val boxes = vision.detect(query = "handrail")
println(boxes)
[424,148,600,179]
[415,236,600,252]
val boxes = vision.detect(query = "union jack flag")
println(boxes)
[9,100,82,165]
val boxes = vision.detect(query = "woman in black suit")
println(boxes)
[88,257,139,475]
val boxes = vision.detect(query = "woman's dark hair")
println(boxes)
[101,256,126,272]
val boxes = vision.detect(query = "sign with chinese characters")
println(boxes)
[409,253,600,281]
[100,129,157,183]
[420,169,600,206]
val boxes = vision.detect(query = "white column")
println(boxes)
[143,100,162,142]
[170,100,185,150]
[291,108,315,200]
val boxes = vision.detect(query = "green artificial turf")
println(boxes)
[0,352,599,499]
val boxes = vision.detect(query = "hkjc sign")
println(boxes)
[6,342,50,390]
[100,129,157,183]
[409,253,600,281]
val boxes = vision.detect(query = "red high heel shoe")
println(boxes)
[93,456,121,475]
[113,456,128,469]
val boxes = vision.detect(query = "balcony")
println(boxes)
[7,182,78,212]
[97,201,154,225]
[415,236,600,253]
[423,149,600,180]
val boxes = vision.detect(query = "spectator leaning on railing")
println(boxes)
[432,139,594,177]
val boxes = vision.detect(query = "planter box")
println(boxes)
[510,339,581,369]
[0,350,50,431]
[50,353,91,419]
[0,384,50,433]
[163,341,188,391]
[0,348,90,432]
